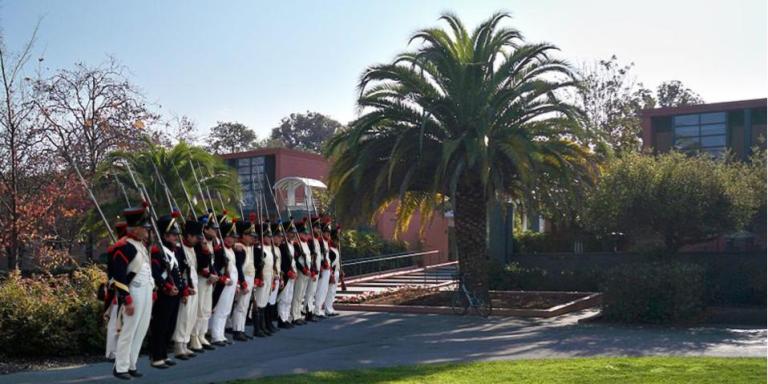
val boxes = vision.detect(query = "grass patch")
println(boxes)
[232,357,766,384]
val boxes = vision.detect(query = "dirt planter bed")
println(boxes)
[336,288,603,317]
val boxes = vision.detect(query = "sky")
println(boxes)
[1,0,766,140]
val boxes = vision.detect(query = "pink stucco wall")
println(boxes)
[375,202,451,264]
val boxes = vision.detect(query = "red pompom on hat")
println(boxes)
[171,209,182,218]
[232,216,239,223]
[222,209,228,215]
[249,212,257,222]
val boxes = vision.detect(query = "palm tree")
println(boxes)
[94,141,241,233]
[325,12,597,293]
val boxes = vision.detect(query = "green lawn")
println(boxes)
[232,357,766,384]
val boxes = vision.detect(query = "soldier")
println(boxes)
[104,221,128,361]
[252,221,274,337]
[324,223,342,317]
[290,218,311,326]
[265,221,283,333]
[111,207,154,380]
[313,217,332,319]
[210,218,239,346]
[303,217,322,322]
[276,220,298,329]
[148,211,185,369]
[172,218,204,359]
[191,212,219,351]
[231,216,257,341]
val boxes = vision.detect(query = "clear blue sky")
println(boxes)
[2,0,766,139]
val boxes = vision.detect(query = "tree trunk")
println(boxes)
[453,180,489,294]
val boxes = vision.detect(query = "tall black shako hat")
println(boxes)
[184,219,204,238]
[271,220,284,236]
[199,208,219,229]
[123,205,151,228]
[286,217,299,234]
[157,210,182,236]
[236,214,256,237]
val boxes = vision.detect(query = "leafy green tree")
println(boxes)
[271,111,342,153]
[325,13,596,292]
[577,55,655,156]
[95,141,241,236]
[584,152,758,252]
[207,121,257,154]
[656,80,704,108]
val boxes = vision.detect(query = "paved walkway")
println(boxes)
[338,262,457,300]
[2,310,764,384]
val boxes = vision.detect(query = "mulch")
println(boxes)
[363,287,587,309]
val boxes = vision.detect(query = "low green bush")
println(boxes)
[0,266,106,357]
[601,262,706,323]
[488,261,602,292]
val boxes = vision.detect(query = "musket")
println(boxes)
[173,163,197,218]
[112,172,131,207]
[188,161,209,214]
[150,160,180,217]
[199,161,228,216]
[69,158,117,242]
[189,161,224,242]
[263,171,290,245]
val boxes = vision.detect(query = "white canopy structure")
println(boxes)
[273,177,327,213]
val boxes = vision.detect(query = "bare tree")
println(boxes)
[0,24,46,270]
[34,57,160,175]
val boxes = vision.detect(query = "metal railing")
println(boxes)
[342,250,451,284]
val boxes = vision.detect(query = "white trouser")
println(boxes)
[268,277,279,305]
[194,274,214,343]
[210,270,238,342]
[291,273,309,320]
[105,303,119,359]
[173,273,199,343]
[114,282,152,373]
[324,269,340,315]
[230,275,254,332]
[304,273,318,314]
[313,269,331,315]
[277,278,295,321]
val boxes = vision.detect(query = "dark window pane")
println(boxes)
[675,137,700,150]
[237,158,251,167]
[674,114,699,126]
[701,123,726,135]
[700,112,726,124]
[701,135,725,147]
[675,126,699,137]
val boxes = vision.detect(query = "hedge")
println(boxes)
[0,266,106,357]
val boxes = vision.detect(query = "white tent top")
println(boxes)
[273,177,327,191]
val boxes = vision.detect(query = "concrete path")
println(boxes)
[2,310,764,384]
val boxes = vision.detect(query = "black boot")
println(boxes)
[266,305,279,334]
[306,311,318,322]
[253,308,267,338]
[261,306,273,336]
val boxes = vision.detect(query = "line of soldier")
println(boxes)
[102,205,342,380]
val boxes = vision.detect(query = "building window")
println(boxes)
[236,157,266,209]
[673,112,727,156]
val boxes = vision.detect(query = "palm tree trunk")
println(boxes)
[453,180,489,294]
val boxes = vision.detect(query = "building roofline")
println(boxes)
[220,147,326,161]
[640,98,767,117]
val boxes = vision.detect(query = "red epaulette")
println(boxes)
[150,244,161,254]
[113,237,128,249]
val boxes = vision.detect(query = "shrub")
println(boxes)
[601,262,706,323]
[584,152,761,252]
[0,265,106,357]
[339,228,409,276]
[488,260,602,292]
